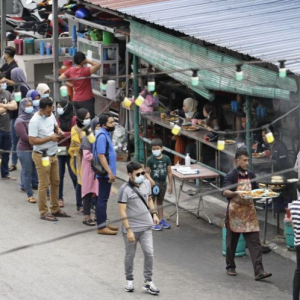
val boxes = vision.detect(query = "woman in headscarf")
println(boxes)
[68,108,91,212]
[80,117,100,225]
[26,89,41,111]
[14,98,37,203]
[56,99,77,208]
[172,98,200,164]
[36,83,50,98]
[6,68,31,172]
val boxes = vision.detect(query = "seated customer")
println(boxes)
[171,98,200,164]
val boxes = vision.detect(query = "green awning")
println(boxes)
[127,21,297,101]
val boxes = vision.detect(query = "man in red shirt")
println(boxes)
[59,52,100,118]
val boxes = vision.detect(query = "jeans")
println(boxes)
[10,119,19,165]
[0,130,11,178]
[32,152,60,216]
[18,151,38,197]
[96,178,112,228]
[293,246,300,300]
[73,98,95,119]
[58,155,77,199]
[20,166,39,190]
[83,193,93,216]
[123,229,154,281]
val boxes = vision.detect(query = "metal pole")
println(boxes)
[133,55,140,161]
[0,0,7,54]
[52,0,60,106]
[245,96,253,169]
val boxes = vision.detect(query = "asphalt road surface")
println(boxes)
[0,174,295,300]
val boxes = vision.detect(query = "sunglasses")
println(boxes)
[135,171,145,177]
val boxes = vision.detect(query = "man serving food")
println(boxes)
[222,148,272,281]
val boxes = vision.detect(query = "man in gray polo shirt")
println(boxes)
[118,161,160,295]
[0,83,17,179]
[29,97,70,221]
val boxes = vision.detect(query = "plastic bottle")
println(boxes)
[185,153,191,167]
[153,92,159,108]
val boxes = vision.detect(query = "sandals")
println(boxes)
[83,219,96,226]
[77,207,84,215]
[227,268,237,276]
[40,212,58,222]
[9,165,17,172]
[28,197,36,204]
[255,272,272,281]
[52,210,71,218]
[58,200,64,208]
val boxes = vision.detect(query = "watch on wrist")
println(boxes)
[126,227,131,231]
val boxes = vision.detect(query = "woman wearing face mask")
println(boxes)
[68,108,90,212]
[80,117,100,226]
[5,68,32,172]
[56,99,77,208]
[14,98,38,203]
[172,98,200,165]
[26,90,41,111]
[36,83,50,99]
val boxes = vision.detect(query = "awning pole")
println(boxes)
[133,55,140,161]
[0,0,7,54]
[245,96,253,169]
[52,0,60,106]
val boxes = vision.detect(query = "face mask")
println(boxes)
[57,108,64,115]
[24,107,33,114]
[32,100,40,107]
[134,175,145,184]
[41,94,49,98]
[152,150,162,157]
[83,119,91,126]
[106,126,115,132]
[0,83,7,90]
[185,112,193,118]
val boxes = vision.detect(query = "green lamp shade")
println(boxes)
[60,86,68,97]
[100,82,107,91]
[279,68,287,78]
[14,92,22,102]
[236,71,243,81]
[191,76,199,86]
[148,81,155,92]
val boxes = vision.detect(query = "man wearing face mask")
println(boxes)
[94,113,118,235]
[0,83,17,180]
[29,98,70,221]
[0,47,18,93]
[118,161,160,295]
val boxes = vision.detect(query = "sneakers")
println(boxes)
[143,281,160,295]
[152,224,163,231]
[125,280,134,292]
[160,219,171,229]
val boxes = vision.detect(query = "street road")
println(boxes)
[0,174,295,300]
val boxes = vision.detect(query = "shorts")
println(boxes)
[154,181,167,202]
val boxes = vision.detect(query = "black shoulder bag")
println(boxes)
[92,133,109,176]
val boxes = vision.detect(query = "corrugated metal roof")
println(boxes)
[85,0,300,74]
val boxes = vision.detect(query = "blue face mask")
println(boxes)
[24,106,33,114]
[152,150,162,157]
[32,100,40,107]
[134,175,145,184]
[0,83,7,90]
[41,94,49,98]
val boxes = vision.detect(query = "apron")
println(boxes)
[228,176,260,233]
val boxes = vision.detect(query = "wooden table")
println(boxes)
[169,165,220,226]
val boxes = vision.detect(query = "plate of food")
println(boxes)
[252,152,265,158]
[182,125,201,131]
[262,191,280,198]
[238,189,265,199]
[166,116,179,122]
[225,139,236,145]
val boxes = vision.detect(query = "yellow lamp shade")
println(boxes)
[135,95,145,107]
[122,97,132,108]
[87,132,96,144]
[42,156,50,167]
[171,124,181,136]
[217,140,225,151]
[266,131,274,144]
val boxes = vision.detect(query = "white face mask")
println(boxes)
[0,83,7,90]
[185,112,193,118]
[57,108,64,115]
[134,175,145,184]
[83,119,91,126]
[152,150,162,157]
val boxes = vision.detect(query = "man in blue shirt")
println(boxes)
[95,113,118,235]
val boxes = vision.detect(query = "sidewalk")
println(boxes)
[116,162,296,263]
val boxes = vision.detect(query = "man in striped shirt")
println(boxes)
[290,182,300,300]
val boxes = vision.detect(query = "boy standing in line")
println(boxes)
[145,138,173,231]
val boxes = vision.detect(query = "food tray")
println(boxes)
[182,125,201,131]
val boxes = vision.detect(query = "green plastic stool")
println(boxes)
[222,227,246,257]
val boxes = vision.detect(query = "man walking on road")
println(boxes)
[222,148,272,281]
[118,161,160,295]
[29,97,70,221]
